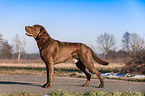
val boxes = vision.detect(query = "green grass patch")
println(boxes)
[0,90,144,96]
[85,90,144,96]
[49,89,80,96]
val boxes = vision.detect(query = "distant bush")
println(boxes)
[120,49,145,74]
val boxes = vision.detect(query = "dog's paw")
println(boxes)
[99,84,104,88]
[82,83,89,87]
[42,83,52,88]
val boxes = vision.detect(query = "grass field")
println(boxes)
[0,60,145,82]
[0,62,124,75]
[0,90,144,96]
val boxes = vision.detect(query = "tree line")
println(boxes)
[0,34,13,59]
[0,33,40,60]
[96,32,145,59]
[0,32,144,60]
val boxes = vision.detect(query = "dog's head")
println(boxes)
[25,24,45,38]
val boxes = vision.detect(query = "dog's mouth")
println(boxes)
[25,26,34,37]
[26,32,33,36]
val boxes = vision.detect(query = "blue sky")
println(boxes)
[0,0,145,53]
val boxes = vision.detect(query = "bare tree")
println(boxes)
[96,32,116,59]
[129,33,144,56]
[122,32,130,52]
[13,34,26,62]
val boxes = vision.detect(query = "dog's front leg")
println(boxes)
[43,62,54,88]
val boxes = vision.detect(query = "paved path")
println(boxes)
[0,75,145,94]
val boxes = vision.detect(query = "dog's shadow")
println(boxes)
[0,81,100,89]
[0,81,42,87]
[74,84,99,88]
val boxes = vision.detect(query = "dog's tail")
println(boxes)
[91,50,109,66]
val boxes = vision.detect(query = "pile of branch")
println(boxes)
[120,49,145,74]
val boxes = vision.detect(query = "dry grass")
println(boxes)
[0,62,125,70]
[0,59,125,76]
[0,62,125,76]
[1,61,144,82]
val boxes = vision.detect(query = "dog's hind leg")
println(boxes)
[88,67,104,88]
[80,51,104,88]
[75,60,91,87]
[81,62,104,88]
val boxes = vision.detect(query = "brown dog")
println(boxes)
[25,24,109,88]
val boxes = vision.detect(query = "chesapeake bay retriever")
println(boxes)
[25,24,109,88]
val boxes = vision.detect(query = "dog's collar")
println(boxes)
[35,31,53,51]
[35,32,41,40]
